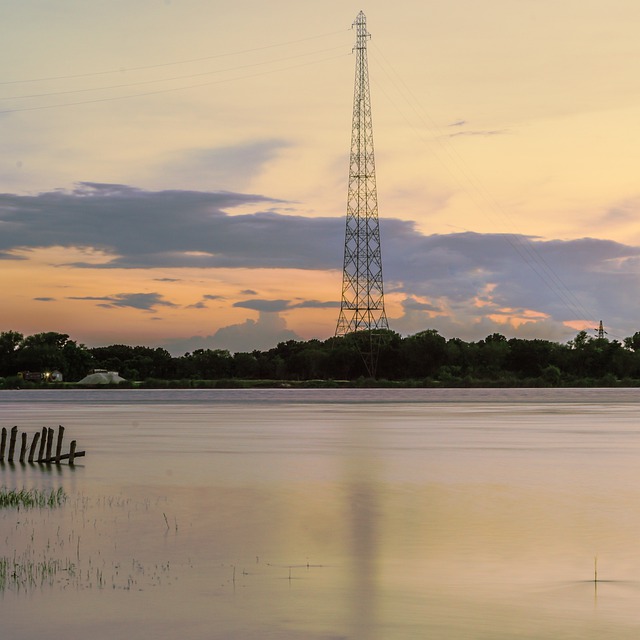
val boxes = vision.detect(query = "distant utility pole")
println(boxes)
[336,11,389,375]
[595,320,607,339]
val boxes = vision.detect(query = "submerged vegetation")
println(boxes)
[0,487,67,509]
[0,555,76,591]
[2,328,640,388]
[0,492,177,593]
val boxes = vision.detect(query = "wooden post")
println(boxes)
[8,426,18,462]
[37,427,47,463]
[0,427,6,461]
[69,440,77,465]
[55,425,65,464]
[51,449,84,463]
[28,432,40,463]
[45,427,54,463]
[19,432,27,463]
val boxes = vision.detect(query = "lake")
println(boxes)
[1,388,640,639]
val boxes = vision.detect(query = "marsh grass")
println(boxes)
[0,555,76,590]
[0,487,67,509]
[0,492,178,594]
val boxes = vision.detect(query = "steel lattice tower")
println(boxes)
[336,11,389,338]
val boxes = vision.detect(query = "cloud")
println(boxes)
[0,251,26,260]
[3,183,640,342]
[67,292,177,311]
[289,299,341,309]
[233,298,341,313]
[400,297,441,312]
[163,311,300,355]
[34,297,56,302]
[389,295,571,344]
[160,140,291,190]
[234,299,291,313]
[449,129,509,138]
[185,294,226,309]
[378,229,640,342]
[441,118,509,137]
[0,182,340,270]
[210,312,299,352]
[384,227,640,308]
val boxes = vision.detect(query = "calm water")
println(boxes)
[1,388,640,639]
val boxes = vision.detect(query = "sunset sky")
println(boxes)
[3,0,640,354]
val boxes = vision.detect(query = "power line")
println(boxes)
[0,29,349,86]
[0,52,349,115]
[1,45,348,102]
[369,40,602,332]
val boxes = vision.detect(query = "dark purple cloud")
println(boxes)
[3,182,640,340]
[67,292,177,311]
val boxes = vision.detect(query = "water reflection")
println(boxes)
[2,389,640,639]
[344,421,381,640]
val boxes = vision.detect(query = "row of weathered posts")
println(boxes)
[0,425,85,465]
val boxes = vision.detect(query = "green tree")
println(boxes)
[624,332,640,352]
[90,344,136,374]
[288,344,329,380]
[61,340,95,381]
[506,338,560,378]
[11,332,93,381]
[565,330,617,379]
[232,352,259,379]
[541,364,562,386]
[180,349,233,379]
[399,329,447,378]
[444,337,471,376]
[0,331,23,376]
[324,336,365,380]
[474,334,510,378]
[15,332,68,375]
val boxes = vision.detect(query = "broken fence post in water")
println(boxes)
[28,431,40,463]
[37,427,46,463]
[55,425,64,464]
[19,432,27,463]
[0,427,6,461]
[8,426,18,462]
[45,427,54,462]
[0,424,85,466]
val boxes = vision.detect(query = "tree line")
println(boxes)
[2,328,640,388]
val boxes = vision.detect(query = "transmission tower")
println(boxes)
[336,11,389,345]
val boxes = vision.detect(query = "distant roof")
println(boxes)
[77,371,126,385]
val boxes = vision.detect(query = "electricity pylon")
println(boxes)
[336,12,389,376]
